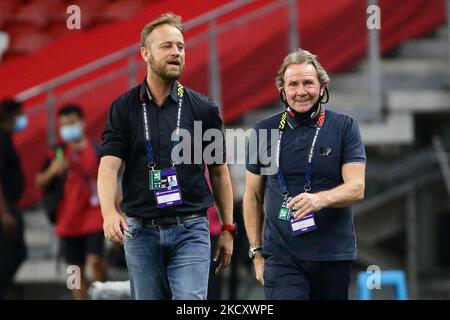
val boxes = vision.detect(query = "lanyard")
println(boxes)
[276,107,325,200]
[140,82,184,169]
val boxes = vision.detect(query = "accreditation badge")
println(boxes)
[153,168,183,208]
[289,214,317,235]
[149,170,162,190]
[278,197,293,221]
[278,207,293,221]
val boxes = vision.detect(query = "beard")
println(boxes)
[149,56,184,81]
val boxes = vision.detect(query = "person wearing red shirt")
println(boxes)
[37,104,107,300]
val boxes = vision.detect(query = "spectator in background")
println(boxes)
[0,99,28,299]
[36,104,107,300]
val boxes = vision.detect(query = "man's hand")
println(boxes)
[103,210,128,244]
[48,158,68,176]
[253,254,265,286]
[213,231,234,274]
[0,211,16,238]
[287,192,325,219]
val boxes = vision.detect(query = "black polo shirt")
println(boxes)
[246,108,366,261]
[100,79,226,218]
[0,129,24,207]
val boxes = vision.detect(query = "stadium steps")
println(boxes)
[241,25,450,147]
[10,208,128,299]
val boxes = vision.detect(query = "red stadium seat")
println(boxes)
[96,0,146,23]
[4,24,42,42]
[49,0,110,31]
[8,0,66,28]
[0,0,21,28]
[8,30,53,56]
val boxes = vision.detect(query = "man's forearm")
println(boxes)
[243,194,264,247]
[97,161,120,216]
[36,167,57,188]
[318,180,364,208]
[209,164,233,225]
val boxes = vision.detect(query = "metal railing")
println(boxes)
[367,0,382,121]
[14,0,448,147]
[354,148,450,299]
[15,0,299,147]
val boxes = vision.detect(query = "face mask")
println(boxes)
[60,124,83,142]
[14,115,28,132]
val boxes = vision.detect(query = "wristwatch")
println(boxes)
[221,223,238,235]
[248,246,263,259]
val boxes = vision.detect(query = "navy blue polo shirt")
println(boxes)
[246,108,366,261]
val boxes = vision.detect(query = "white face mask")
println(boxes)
[14,115,28,132]
[59,123,83,142]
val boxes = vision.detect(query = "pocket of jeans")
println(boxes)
[124,217,140,241]
[181,217,209,234]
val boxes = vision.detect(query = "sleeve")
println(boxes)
[100,98,129,160]
[203,98,227,165]
[245,122,264,175]
[341,116,367,165]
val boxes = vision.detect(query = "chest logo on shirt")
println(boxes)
[320,146,332,156]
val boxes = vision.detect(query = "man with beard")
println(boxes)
[244,49,366,300]
[98,13,235,300]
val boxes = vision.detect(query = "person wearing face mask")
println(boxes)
[243,49,367,300]
[37,104,107,300]
[0,99,28,299]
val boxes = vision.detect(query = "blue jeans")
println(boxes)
[124,216,211,300]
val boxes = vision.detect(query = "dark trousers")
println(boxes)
[207,235,223,300]
[0,204,27,299]
[264,255,352,300]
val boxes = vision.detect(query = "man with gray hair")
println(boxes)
[244,49,366,299]
[98,13,235,300]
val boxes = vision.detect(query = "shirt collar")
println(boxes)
[139,78,179,103]
[286,106,323,129]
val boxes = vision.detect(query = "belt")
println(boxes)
[141,211,206,227]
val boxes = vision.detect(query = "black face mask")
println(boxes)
[280,87,329,122]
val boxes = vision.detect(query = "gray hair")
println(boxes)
[275,49,330,88]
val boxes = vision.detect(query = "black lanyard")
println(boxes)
[140,82,184,169]
[276,107,325,201]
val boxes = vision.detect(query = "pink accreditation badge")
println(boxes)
[289,214,317,236]
[153,168,183,208]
